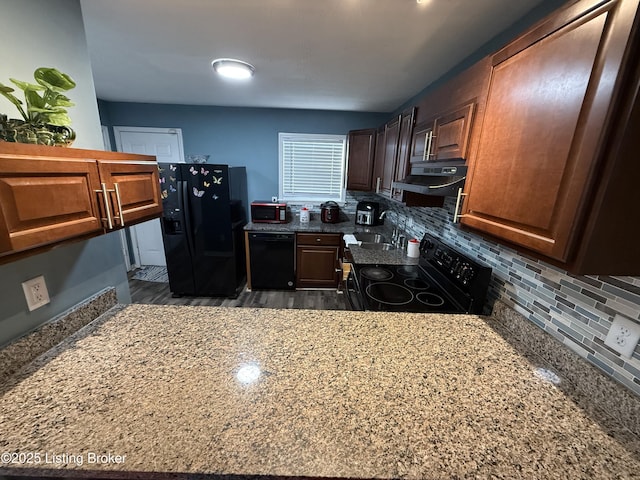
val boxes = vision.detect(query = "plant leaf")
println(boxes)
[29,106,67,113]
[0,82,27,120]
[49,93,75,107]
[10,78,44,92]
[34,67,76,92]
[44,112,72,126]
[25,89,45,109]
[0,82,23,106]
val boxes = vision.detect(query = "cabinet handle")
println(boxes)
[422,131,429,161]
[113,183,125,226]
[453,187,468,223]
[427,133,437,158]
[316,238,321,242]
[96,182,113,230]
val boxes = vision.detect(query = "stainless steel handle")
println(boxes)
[427,133,437,158]
[113,183,125,226]
[453,187,468,223]
[375,177,381,193]
[96,183,113,229]
[422,131,429,161]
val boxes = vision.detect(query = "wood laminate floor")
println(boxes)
[128,273,348,310]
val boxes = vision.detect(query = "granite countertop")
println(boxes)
[1,304,638,479]
[245,212,379,234]
[246,214,420,265]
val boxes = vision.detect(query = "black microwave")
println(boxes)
[250,201,288,223]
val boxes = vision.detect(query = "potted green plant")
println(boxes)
[0,67,77,146]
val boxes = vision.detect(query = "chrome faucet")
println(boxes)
[378,210,389,221]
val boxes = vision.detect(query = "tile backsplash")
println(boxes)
[348,191,640,397]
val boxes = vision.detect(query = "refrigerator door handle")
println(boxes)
[179,180,196,257]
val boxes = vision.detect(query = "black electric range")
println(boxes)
[346,233,492,314]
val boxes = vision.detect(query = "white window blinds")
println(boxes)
[279,133,346,202]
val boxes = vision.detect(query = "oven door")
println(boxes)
[344,270,365,311]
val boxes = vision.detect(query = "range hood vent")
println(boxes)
[393,163,467,197]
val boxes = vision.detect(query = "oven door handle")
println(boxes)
[344,272,364,311]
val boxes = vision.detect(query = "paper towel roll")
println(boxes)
[407,238,420,258]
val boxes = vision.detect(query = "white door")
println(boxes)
[113,126,185,267]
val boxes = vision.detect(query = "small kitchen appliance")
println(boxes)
[321,201,341,223]
[355,201,380,226]
[345,232,492,314]
[250,201,288,223]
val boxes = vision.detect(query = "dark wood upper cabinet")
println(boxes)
[371,127,386,193]
[379,116,400,197]
[460,0,640,274]
[410,102,474,164]
[392,108,416,201]
[346,128,377,191]
[368,109,416,199]
[432,103,474,161]
[410,121,433,163]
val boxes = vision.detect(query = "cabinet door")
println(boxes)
[433,102,474,161]
[371,128,386,193]
[346,129,377,191]
[410,121,434,163]
[0,156,102,254]
[97,160,162,228]
[379,116,400,197]
[461,0,633,261]
[392,108,416,201]
[296,245,340,288]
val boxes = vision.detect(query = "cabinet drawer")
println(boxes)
[297,233,342,246]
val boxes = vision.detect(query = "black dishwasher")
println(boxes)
[248,232,295,290]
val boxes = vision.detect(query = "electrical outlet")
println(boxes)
[604,314,640,358]
[271,196,278,203]
[21,275,50,311]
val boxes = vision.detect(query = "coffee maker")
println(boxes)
[355,201,380,226]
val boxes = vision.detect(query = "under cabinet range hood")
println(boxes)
[393,162,467,196]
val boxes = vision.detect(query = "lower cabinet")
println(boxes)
[296,233,342,288]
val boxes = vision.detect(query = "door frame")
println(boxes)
[113,126,186,163]
[112,126,185,270]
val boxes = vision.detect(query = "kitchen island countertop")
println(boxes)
[0,304,638,479]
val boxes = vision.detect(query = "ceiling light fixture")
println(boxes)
[211,58,255,80]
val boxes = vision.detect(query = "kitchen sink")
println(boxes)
[353,232,388,243]
[359,242,396,251]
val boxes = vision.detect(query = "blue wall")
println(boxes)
[0,0,131,348]
[99,103,387,203]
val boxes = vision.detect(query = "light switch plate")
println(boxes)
[604,314,640,358]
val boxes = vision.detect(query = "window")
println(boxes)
[279,132,347,202]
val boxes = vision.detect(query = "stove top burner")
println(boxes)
[361,267,394,281]
[404,277,430,290]
[397,265,419,277]
[349,233,492,314]
[416,292,445,307]
[365,282,413,305]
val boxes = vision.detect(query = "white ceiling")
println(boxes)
[80,0,550,113]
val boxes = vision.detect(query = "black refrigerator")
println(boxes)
[158,163,247,297]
